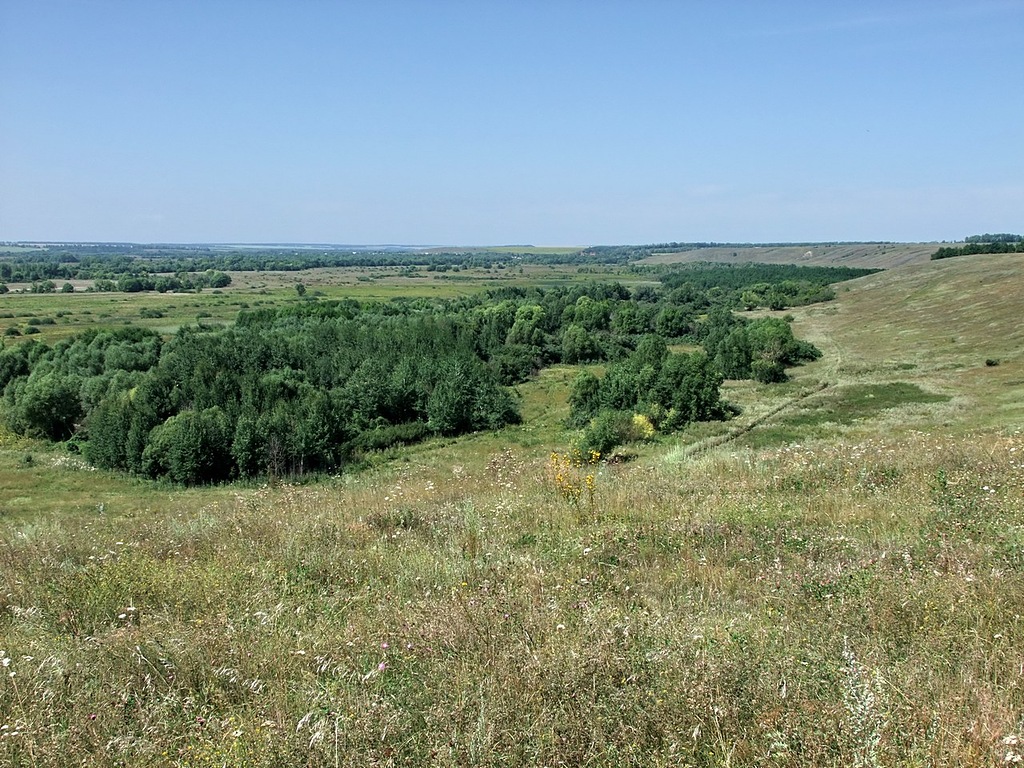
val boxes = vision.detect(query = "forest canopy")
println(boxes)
[0,261,864,484]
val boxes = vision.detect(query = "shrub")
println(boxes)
[8,372,83,441]
[581,409,632,456]
[142,407,233,485]
[629,413,656,441]
[752,358,787,383]
[351,421,431,453]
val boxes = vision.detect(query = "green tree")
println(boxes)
[655,352,724,428]
[567,370,602,428]
[10,372,83,441]
[715,327,752,379]
[581,409,631,455]
[654,305,692,337]
[560,323,601,364]
[142,407,233,485]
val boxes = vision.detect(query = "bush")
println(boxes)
[142,407,233,485]
[351,421,431,453]
[9,372,83,441]
[580,409,632,456]
[752,358,787,383]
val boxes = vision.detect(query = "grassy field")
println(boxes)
[1,253,1022,766]
[0,263,646,345]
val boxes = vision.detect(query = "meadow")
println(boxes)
[0,251,1022,766]
[0,261,645,345]
[641,242,940,269]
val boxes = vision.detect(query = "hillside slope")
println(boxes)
[791,251,1024,431]
[642,242,940,269]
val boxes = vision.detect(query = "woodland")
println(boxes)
[0,258,861,484]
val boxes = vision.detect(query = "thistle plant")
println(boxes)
[841,639,887,768]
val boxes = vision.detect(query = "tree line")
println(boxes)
[932,242,1024,260]
[0,267,858,484]
[964,233,1022,244]
[0,244,880,287]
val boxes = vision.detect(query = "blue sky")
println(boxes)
[1,0,1021,245]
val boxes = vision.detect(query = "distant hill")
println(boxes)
[641,242,941,269]
[793,250,1023,430]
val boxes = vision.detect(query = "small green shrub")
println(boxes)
[581,409,632,455]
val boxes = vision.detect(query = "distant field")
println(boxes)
[0,246,44,254]
[0,263,648,343]
[425,245,584,255]
[641,242,941,269]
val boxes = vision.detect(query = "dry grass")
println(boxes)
[2,252,1024,766]
[641,243,941,269]
[2,428,1022,766]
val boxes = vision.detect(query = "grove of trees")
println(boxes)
[0,262,855,484]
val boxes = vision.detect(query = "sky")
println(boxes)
[1,0,1022,245]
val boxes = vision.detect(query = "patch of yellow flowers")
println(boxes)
[549,448,601,507]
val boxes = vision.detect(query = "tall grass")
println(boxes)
[2,427,1022,766]
[2,252,1023,765]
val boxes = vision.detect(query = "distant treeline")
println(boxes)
[964,233,1023,244]
[656,262,874,308]
[0,250,499,284]
[932,240,1024,260]
[0,242,887,283]
[0,263,866,483]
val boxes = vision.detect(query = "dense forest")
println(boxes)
[0,261,869,484]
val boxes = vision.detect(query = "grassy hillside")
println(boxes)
[1,254,1022,766]
[642,242,941,269]
[794,251,1024,430]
